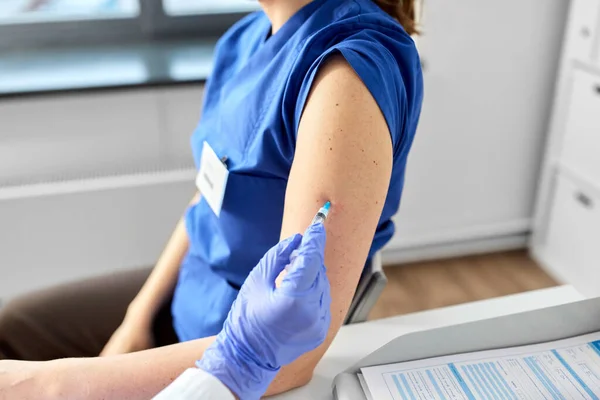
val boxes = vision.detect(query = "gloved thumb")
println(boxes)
[280,222,326,294]
[261,233,302,286]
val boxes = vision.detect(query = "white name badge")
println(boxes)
[196,141,229,217]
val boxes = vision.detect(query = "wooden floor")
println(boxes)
[368,250,558,321]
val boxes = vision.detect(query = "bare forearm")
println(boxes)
[54,334,315,399]
[129,218,188,319]
[129,194,198,321]
[53,337,215,400]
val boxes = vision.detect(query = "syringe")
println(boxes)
[285,201,331,271]
[311,201,331,225]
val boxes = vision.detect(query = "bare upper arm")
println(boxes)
[268,54,394,394]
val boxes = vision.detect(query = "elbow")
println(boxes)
[288,369,314,390]
[265,366,315,396]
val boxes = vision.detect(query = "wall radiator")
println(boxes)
[0,168,196,301]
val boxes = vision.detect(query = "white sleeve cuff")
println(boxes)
[153,368,236,400]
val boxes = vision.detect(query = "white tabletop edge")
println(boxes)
[271,285,584,400]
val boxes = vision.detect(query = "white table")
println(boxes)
[272,285,584,399]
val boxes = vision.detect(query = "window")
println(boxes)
[164,0,259,16]
[0,0,254,50]
[0,0,139,24]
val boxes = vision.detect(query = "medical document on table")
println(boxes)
[359,332,600,400]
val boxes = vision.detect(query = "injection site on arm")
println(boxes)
[286,202,331,271]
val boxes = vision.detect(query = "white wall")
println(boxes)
[0,0,568,300]
[385,0,569,263]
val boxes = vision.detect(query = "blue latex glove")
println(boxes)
[197,222,331,400]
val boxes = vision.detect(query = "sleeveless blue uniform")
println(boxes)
[172,0,423,341]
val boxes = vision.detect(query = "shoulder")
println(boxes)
[314,24,421,91]
[301,0,420,69]
[292,31,422,152]
[304,53,391,146]
[307,54,365,100]
[294,9,423,111]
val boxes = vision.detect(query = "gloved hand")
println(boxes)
[197,222,331,400]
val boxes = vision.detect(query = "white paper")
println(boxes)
[361,332,600,400]
[359,373,375,400]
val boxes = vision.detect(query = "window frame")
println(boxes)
[0,0,250,51]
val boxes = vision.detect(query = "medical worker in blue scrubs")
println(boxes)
[0,0,423,398]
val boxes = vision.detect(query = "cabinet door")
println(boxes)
[561,69,600,185]
[544,173,600,297]
[567,0,600,64]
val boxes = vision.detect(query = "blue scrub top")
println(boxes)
[172,0,423,341]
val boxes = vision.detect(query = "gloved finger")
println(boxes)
[260,233,302,286]
[279,222,326,294]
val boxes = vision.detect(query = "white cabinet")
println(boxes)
[543,173,600,296]
[561,69,600,184]
[532,0,600,296]
[568,0,600,63]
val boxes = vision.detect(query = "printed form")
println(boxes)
[360,332,600,400]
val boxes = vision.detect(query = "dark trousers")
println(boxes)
[0,268,179,361]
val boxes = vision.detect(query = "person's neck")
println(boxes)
[259,0,314,34]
